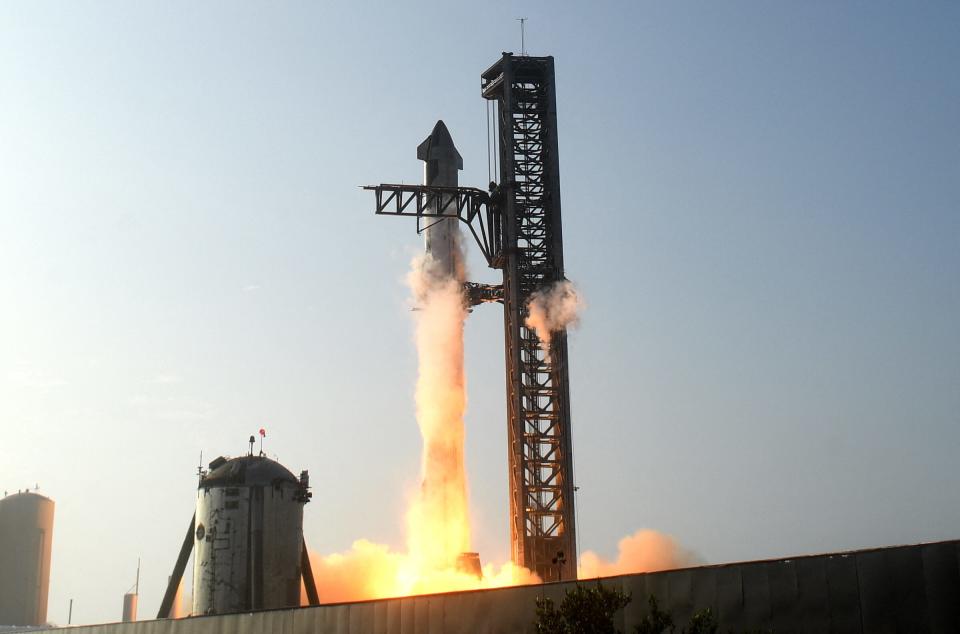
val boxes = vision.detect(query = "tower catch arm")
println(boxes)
[363,183,503,267]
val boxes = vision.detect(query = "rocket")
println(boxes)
[417,120,465,283]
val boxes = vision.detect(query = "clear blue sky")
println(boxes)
[1,0,958,625]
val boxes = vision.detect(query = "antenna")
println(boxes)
[125,558,141,594]
[258,428,266,456]
[517,18,527,56]
[248,435,255,456]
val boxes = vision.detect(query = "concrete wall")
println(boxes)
[17,540,960,633]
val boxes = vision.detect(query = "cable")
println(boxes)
[486,100,492,184]
[493,101,499,180]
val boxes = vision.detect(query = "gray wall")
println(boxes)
[16,540,960,633]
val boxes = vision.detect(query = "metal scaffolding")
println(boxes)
[482,54,576,582]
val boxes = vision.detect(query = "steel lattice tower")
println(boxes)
[366,53,576,582]
[482,54,576,582]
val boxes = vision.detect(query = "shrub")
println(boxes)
[534,582,632,634]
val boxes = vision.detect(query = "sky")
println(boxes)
[1,0,958,626]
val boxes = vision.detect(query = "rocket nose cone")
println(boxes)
[429,120,455,148]
[417,119,464,169]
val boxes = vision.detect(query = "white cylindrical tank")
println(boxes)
[0,491,55,626]
[192,455,310,615]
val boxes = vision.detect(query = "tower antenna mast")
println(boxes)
[517,18,527,56]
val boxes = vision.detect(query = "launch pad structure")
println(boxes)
[366,53,577,582]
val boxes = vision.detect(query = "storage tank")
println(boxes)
[192,455,310,615]
[121,593,137,622]
[0,491,55,626]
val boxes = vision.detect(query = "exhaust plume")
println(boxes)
[525,280,583,361]
[405,248,471,570]
[578,529,699,578]
[307,542,539,604]
[304,230,539,604]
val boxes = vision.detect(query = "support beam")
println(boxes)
[301,538,320,607]
[157,514,195,619]
[363,183,503,267]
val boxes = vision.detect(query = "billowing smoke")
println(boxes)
[306,540,405,604]
[306,542,539,604]
[303,224,539,604]
[405,248,471,570]
[525,280,583,361]
[578,529,699,578]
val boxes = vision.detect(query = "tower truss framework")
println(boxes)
[482,54,576,582]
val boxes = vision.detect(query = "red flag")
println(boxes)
[259,428,266,437]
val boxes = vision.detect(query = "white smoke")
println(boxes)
[405,248,472,570]
[299,228,541,604]
[524,280,583,361]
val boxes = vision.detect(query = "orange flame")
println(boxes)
[406,256,471,571]
[307,541,539,604]
[304,251,539,603]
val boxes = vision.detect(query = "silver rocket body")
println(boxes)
[417,120,465,282]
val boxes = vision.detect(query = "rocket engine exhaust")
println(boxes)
[301,122,539,604]
[407,120,471,571]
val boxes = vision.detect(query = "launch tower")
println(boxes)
[481,54,576,582]
[367,53,576,581]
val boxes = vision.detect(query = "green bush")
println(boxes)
[634,597,719,634]
[635,595,673,634]
[683,608,718,634]
[534,582,632,634]
[533,585,766,634]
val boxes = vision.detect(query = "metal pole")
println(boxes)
[68,599,72,625]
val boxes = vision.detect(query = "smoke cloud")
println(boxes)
[306,527,695,604]
[405,250,471,570]
[525,280,583,361]
[303,227,539,604]
[306,542,539,604]
[578,529,699,578]
[301,245,692,601]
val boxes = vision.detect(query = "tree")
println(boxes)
[535,586,759,634]
[683,608,718,634]
[534,582,632,634]
[634,595,674,634]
